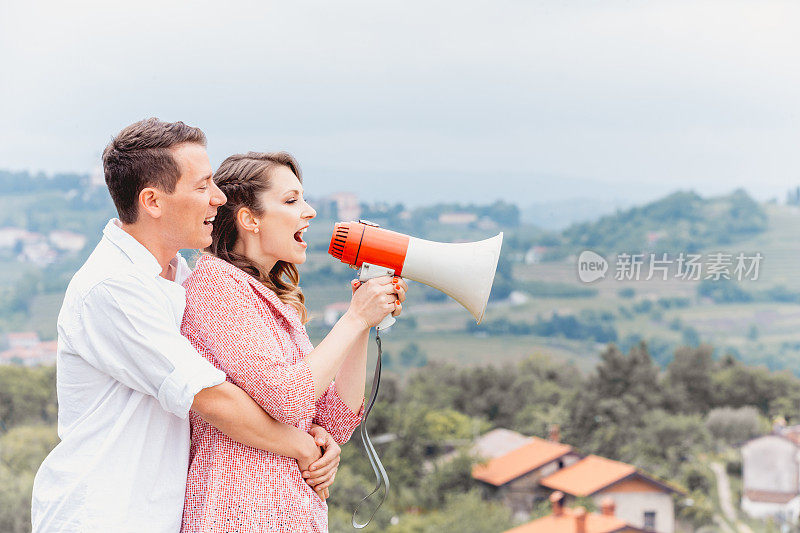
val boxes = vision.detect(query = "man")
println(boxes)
[32,118,339,532]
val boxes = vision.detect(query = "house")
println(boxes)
[21,240,57,266]
[49,230,87,252]
[472,428,582,517]
[328,192,361,222]
[741,423,800,523]
[506,491,642,533]
[5,331,41,349]
[0,227,30,248]
[524,246,549,265]
[438,212,477,225]
[540,455,678,533]
[323,302,350,327]
[472,428,533,460]
[0,340,57,367]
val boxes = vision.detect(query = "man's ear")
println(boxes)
[139,187,163,219]
[236,207,259,233]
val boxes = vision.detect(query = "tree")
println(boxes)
[0,425,59,476]
[565,342,662,458]
[705,406,763,445]
[621,411,711,478]
[417,451,478,508]
[0,366,57,429]
[664,345,714,413]
[400,343,428,368]
[0,467,33,533]
[388,491,515,533]
[594,342,660,410]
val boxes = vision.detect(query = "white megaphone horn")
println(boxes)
[328,220,503,329]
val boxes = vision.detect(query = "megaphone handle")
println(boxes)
[376,314,395,331]
[352,331,389,528]
[358,262,397,331]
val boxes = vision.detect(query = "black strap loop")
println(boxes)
[351,331,389,529]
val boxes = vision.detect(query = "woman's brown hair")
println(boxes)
[209,151,309,323]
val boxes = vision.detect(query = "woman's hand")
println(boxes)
[348,276,409,328]
[301,425,341,500]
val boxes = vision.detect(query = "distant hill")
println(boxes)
[548,189,767,258]
[521,197,636,231]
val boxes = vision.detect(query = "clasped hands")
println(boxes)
[298,425,340,501]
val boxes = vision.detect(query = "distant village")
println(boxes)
[0,228,86,267]
[471,426,678,532]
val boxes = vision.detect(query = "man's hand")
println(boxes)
[301,425,341,500]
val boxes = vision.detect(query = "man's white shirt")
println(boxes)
[31,220,225,532]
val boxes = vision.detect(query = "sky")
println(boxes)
[1,0,798,208]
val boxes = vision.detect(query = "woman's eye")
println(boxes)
[286,199,297,204]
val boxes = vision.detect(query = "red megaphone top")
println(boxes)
[328,221,410,276]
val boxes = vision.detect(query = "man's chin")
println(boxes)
[191,236,213,250]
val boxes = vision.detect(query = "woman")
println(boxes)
[180,151,407,532]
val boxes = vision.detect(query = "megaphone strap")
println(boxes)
[351,332,390,529]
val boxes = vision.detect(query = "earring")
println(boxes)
[254,227,260,234]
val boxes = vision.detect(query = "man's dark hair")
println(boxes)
[102,118,207,224]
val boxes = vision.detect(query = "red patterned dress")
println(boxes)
[180,254,362,533]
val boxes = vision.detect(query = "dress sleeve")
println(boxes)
[182,271,317,427]
[63,276,226,419]
[313,382,364,445]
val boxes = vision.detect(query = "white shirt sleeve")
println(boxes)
[63,275,225,419]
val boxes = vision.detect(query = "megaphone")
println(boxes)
[327,220,503,528]
[328,220,503,329]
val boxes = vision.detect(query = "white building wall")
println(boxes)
[594,491,674,533]
[742,436,798,493]
[537,453,581,477]
[742,495,800,523]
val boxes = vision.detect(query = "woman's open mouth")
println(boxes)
[203,216,215,226]
[294,228,307,245]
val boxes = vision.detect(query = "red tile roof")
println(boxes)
[505,507,637,533]
[472,436,573,486]
[540,455,638,497]
[745,490,798,504]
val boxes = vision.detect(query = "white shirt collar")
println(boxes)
[102,218,179,279]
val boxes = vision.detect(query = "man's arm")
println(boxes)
[192,381,320,463]
[192,382,342,500]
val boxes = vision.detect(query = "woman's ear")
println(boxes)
[139,187,162,219]
[236,207,260,234]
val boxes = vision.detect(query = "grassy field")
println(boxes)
[308,330,602,377]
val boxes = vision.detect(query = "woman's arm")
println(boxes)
[329,277,408,412]
[331,327,369,413]
[305,276,403,398]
